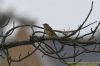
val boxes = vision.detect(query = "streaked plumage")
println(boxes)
[43,23,57,38]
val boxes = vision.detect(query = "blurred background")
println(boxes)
[0,0,100,66]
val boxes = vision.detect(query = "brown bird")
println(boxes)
[43,23,57,38]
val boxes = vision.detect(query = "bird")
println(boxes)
[43,23,57,38]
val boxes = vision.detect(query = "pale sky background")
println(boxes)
[0,0,100,66]
[0,0,100,31]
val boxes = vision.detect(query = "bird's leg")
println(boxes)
[42,32,45,38]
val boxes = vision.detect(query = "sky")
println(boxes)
[0,0,100,31]
[0,0,100,66]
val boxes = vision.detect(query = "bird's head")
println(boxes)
[42,23,48,26]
